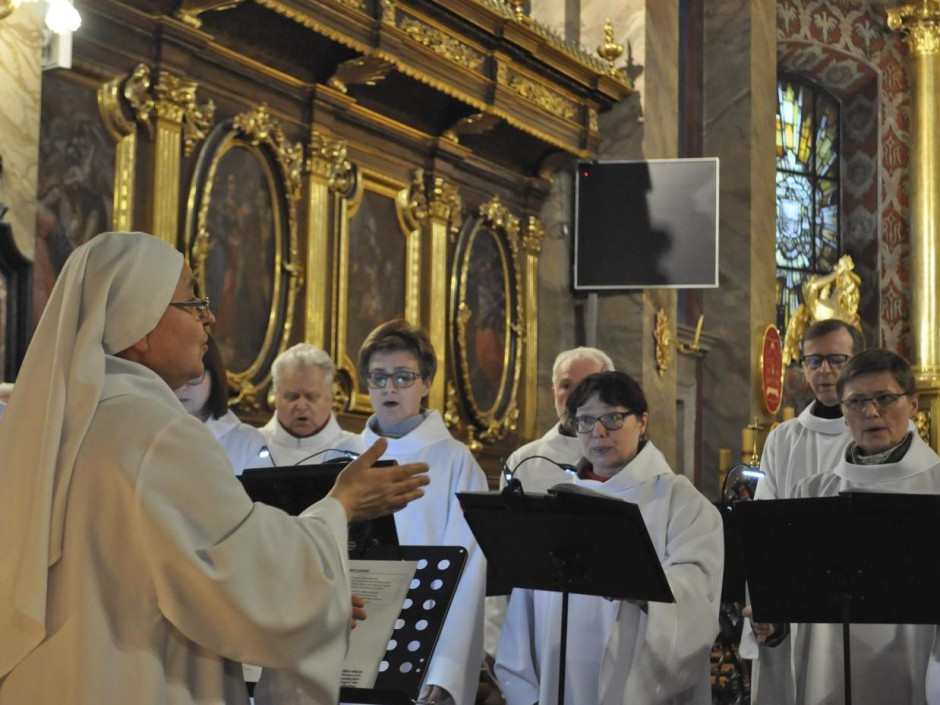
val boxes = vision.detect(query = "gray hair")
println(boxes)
[271,343,336,392]
[551,346,615,385]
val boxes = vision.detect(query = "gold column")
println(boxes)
[888,2,940,446]
[423,175,462,413]
[520,216,544,441]
[122,66,214,249]
[98,74,140,232]
[305,131,356,350]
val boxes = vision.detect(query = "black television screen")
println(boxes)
[574,158,719,290]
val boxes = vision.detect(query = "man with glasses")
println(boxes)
[258,343,359,466]
[790,349,939,705]
[745,318,865,704]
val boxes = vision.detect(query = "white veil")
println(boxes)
[0,232,183,676]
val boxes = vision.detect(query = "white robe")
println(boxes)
[485,424,584,659]
[495,441,723,705]
[791,434,940,705]
[353,410,488,705]
[748,403,852,705]
[207,409,267,474]
[258,413,359,466]
[0,357,352,705]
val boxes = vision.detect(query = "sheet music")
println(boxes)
[341,559,418,689]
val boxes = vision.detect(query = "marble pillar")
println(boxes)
[700,0,776,494]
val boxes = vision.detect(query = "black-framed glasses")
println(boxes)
[841,392,909,414]
[366,370,422,389]
[571,411,634,434]
[169,296,211,322]
[801,353,850,370]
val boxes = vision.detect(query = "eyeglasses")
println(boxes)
[366,370,422,389]
[571,411,634,434]
[169,296,212,322]
[802,354,850,370]
[841,392,909,414]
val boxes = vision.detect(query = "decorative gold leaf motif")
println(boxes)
[328,56,394,94]
[442,112,501,143]
[916,409,931,444]
[123,64,155,136]
[887,3,940,55]
[497,65,578,121]
[398,15,485,71]
[176,0,248,29]
[654,308,671,377]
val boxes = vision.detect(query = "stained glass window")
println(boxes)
[775,76,840,332]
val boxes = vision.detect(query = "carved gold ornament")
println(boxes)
[328,56,394,94]
[596,19,624,75]
[781,254,862,366]
[887,2,940,55]
[497,63,579,122]
[234,104,304,200]
[398,15,486,71]
[176,0,248,28]
[654,308,671,377]
[916,409,931,444]
[442,112,501,144]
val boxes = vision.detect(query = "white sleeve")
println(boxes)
[494,588,540,705]
[134,417,351,704]
[610,490,723,704]
[756,426,781,500]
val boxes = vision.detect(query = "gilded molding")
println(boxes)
[380,0,397,25]
[427,176,463,236]
[234,104,304,200]
[98,75,139,232]
[521,216,544,255]
[398,15,486,71]
[654,308,671,377]
[497,63,579,122]
[588,107,599,133]
[334,0,368,11]
[308,130,356,197]
[328,56,394,94]
[478,194,520,239]
[887,4,940,55]
[123,64,155,135]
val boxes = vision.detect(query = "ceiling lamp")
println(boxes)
[1,0,81,34]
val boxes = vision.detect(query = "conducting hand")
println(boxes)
[329,438,429,521]
[744,605,781,645]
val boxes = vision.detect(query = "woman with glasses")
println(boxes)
[174,336,266,474]
[495,371,722,705]
[354,319,488,705]
[788,349,940,705]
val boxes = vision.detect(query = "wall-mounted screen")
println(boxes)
[574,158,720,290]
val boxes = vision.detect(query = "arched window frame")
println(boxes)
[775,74,842,332]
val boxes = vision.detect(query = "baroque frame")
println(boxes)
[449,196,524,446]
[331,167,419,414]
[184,104,303,410]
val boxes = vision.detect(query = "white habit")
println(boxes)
[259,412,359,466]
[747,402,852,705]
[485,424,584,659]
[355,410,489,705]
[495,441,723,705]
[792,433,940,705]
[208,408,267,474]
[0,232,353,705]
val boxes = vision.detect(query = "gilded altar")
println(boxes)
[40,0,632,480]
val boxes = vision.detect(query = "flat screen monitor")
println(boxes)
[574,157,719,290]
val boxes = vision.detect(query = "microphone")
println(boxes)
[292,447,360,466]
[501,455,580,485]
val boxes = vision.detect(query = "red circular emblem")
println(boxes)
[760,325,784,416]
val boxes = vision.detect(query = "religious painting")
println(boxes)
[334,173,411,413]
[34,70,116,323]
[185,107,302,410]
[451,198,523,444]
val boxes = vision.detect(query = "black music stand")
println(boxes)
[458,484,674,705]
[714,501,746,603]
[239,461,398,558]
[340,545,467,705]
[735,492,940,705]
